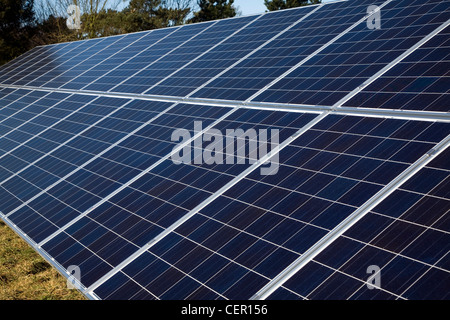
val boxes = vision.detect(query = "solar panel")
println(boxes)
[0,0,449,302]
[146,6,319,98]
[269,147,450,300]
[192,0,387,102]
[91,115,450,300]
[34,109,317,290]
[254,0,450,106]
[345,25,450,112]
[68,28,179,92]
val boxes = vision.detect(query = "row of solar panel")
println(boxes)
[271,146,450,300]
[0,0,448,112]
[0,86,448,300]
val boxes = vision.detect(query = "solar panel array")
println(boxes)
[0,0,449,300]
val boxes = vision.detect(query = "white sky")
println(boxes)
[234,0,267,15]
[234,0,336,16]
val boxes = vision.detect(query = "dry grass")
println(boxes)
[0,220,86,300]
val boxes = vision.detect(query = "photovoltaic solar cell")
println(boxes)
[268,146,450,300]
[146,6,318,98]
[345,24,450,112]
[80,28,180,92]
[37,109,317,290]
[92,22,219,94]
[191,0,386,102]
[106,15,259,95]
[93,115,450,300]
[0,95,125,214]
[255,0,450,105]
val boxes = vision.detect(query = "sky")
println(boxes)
[234,0,336,16]
[234,0,267,15]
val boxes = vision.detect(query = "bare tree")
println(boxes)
[37,0,125,18]
[36,0,125,37]
[162,0,195,25]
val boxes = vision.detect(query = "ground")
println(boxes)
[0,220,86,300]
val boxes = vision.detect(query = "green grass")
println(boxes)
[0,220,86,300]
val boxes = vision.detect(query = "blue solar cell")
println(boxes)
[0,47,46,82]
[255,0,449,106]
[148,6,316,98]
[0,43,73,85]
[192,0,386,102]
[34,109,317,294]
[5,101,207,242]
[90,114,450,300]
[346,25,450,111]
[104,15,259,95]
[90,22,218,94]
[269,145,450,300]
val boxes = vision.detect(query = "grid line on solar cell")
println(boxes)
[245,0,393,103]
[0,90,37,118]
[325,217,448,300]
[0,101,235,226]
[80,28,180,92]
[0,46,46,78]
[178,5,323,101]
[0,93,82,165]
[260,136,446,300]
[140,15,264,96]
[0,86,15,95]
[252,0,450,106]
[0,92,70,139]
[256,132,450,300]
[1,103,239,209]
[0,45,69,84]
[59,33,151,90]
[271,157,450,300]
[330,21,450,111]
[188,0,385,102]
[310,149,450,300]
[21,109,312,292]
[0,88,38,103]
[26,38,118,88]
[33,106,239,249]
[1,99,183,219]
[0,103,232,240]
[144,6,321,98]
[90,115,449,300]
[106,20,220,94]
[148,4,323,98]
[0,95,183,138]
[4,41,91,86]
[84,29,189,92]
[345,24,450,112]
[100,15,260,94]
[13,41,101,88]
[0,95,119,188]
[38,36,130,89]
[0,96,134,217]
[85,111,327,293]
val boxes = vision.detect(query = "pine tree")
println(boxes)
[264,0,321,11]
[190,0,237,23]
[125,0,191,31]
[0,0,36,65]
